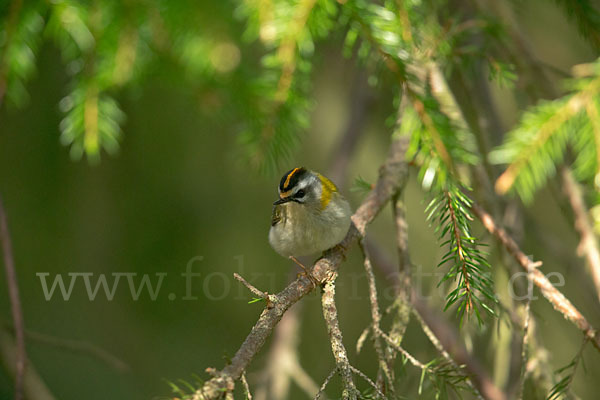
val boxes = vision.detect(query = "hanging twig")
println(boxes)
[314,367,337,400]
[375,327,427,370]
[560,166,600,304]
[348,365,386,399]
[0,196,26,400]
[7,325,129,372]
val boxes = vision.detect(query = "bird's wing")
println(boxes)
[271,205,282,226]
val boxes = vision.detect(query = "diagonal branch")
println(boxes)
[472,203,600,351]
[192,135,410,400]
[0,196,26,400]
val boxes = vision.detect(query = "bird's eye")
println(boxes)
[295,189,306,197]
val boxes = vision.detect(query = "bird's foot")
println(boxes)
[290,256,320,287]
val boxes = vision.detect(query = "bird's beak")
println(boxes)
[273,197,292,205]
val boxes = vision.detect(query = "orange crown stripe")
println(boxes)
[283,167,301,189]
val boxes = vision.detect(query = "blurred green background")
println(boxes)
[1,0,600,399]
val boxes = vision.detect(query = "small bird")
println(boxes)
[269,167,352,273]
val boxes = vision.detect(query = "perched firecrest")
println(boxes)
[269,167,352,259]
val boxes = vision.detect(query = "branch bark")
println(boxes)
[320,277,358,399]
[472,203,600,351]
[193,135,410,400]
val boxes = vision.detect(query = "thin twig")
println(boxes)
[233,273,277,306]
[355,325,370,354]
[359,241,393,393]
[314,368,337,400]
[561,166,600,304]
[375,327,427,370]
[192,136,410,400]
[0,196,26,400]
[473,203,600,351]
[321,277,358,399]
[348,365,386,399]
[241,372,252,400]
[412,310,484,400]
[517,296,531,400]
[368,240,504,400]
[11,326,129,372]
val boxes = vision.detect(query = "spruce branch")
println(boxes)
[427,184,497,323]
[491,60,600,202]
[552,0,600,50]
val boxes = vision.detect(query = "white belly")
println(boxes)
[269,199,351,257]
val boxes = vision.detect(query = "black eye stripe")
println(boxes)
[295,189,306,197]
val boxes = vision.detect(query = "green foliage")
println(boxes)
[491,60,600,203]
[488,60,517,89]
[350,175,373,193]
[553,0,600,50]
[236,0,340,173]
[399,82,494,324]
[426,183,496,325]
[247,297,264,304]
[547,339,588,400]
[421,359,477,400]
[164,376,204,400]
[0,5,46,107]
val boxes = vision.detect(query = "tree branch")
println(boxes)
[472,203,600,351]
[0,196,26,400]
[359,241,393,394]
[560,166,600,304]
[192,135,410,399]
[314,367,336,400]
[320,277,358,399]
